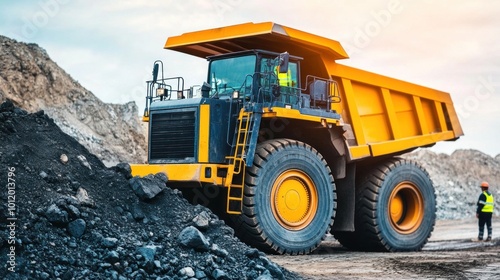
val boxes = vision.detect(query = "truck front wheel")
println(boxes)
[237,139,336,255]
[334,158,435,251]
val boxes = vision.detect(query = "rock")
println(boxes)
[60,154,69,164]
[56,256,71,265]
[40,171,48,179]
[129,174,165,200]
[67,219,86,238]
[45,204,69,226]
[264,261,284,280]
[153,260,161,269]
[0,99,14,112]
[105,251,120,264]
[154,172,168,183]
[195,270,207,279]
[1,119,16,133]
[137,245,157,262]
[66,205,81,218]
[192,211,211,230]
[212,268,229,280]
[211,243,229,258]
[3,120,16,133]
[178,226,210,251]
[131,203,145,221]
[256,271,274,280]
[245,248,263,258]
[102,237,119,248]
[75,187,95,207]
[112,162,133,179]
[179,267,195,277]
[77,155,92,170]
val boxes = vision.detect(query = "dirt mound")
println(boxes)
[404,149,500,219]
[0,100,300,279]
[0,35,146,167]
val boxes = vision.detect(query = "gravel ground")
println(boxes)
[270,218,500,279]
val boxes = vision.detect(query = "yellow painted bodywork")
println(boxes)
[198,104,210,162]
[261,107,341,126]
[327,63,463,160]
[164,22,348,60]
[131,163,225,185]
[132,22,464,181]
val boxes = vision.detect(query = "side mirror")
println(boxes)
[201,82,211,98]
[278,52,289,73]
[152,63,159,83]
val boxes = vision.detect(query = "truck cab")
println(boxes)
[143,49,341,166]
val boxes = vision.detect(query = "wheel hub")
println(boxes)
[284,189,300,210]
[271,170,318,230]
[388,181,424,234]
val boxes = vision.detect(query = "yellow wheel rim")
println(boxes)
[388,181,424,234]
[271,170,318,231]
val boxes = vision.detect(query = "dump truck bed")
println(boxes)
[328,63,463,160]
[163,22,463,161]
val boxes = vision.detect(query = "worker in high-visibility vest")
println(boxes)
[274,65,293,87]
[476,181,494,241]
[274,65,297,103]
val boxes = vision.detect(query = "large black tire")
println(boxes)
[236,139,336,255]
[334,158,436,252]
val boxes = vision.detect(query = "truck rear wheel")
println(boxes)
[334,158,435,252]
[238,139,336,254]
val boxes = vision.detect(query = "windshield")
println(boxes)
[208,54,256,97]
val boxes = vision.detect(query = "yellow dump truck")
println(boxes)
[131,22,463,254]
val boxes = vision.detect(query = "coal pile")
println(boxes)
[0,99,300,279]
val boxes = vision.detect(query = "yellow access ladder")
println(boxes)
[225,109,256,214]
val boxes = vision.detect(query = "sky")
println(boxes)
[1,0,499,157]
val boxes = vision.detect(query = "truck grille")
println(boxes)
[149,110,196,161]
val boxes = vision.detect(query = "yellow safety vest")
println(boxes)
[275,66,292,87]
[481,191,494,213]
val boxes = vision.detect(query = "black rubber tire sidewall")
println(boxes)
[245,139,335,254]
[375,161,436,251]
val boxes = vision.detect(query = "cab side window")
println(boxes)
[260,58,298,88]
[275,62,298,88]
